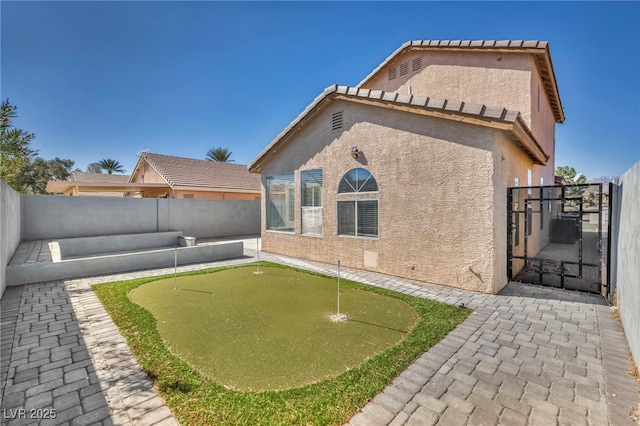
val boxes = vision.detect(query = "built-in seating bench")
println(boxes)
[7,231,243,286]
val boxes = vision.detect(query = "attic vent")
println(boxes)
[332,111,344,131]
[412,57,422,72]
[399,62,409,76]
[388,67,397,80]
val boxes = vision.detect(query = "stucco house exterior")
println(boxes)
[249,40,564,294]
[128,152,261,199]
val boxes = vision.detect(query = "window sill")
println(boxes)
[338,234,379,240]
[301,233,323,238]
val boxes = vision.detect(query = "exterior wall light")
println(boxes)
[351,147,359,159]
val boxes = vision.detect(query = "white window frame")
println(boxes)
[337,199,379,238]
[337,168,379,238]
[301,169,323,236]
[338,168,378,194]
[265,173,295,233]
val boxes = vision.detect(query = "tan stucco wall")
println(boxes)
[529,71,557,187]
[491,131,558,292]
[260,100,512,293]
[363,49,557,171]
[363,51,532,122]
[130,162,166,184]
[492,133,535,293]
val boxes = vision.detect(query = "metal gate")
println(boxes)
[507,183,609,296]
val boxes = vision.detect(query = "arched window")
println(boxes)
[338,168,378,193]
[337,168,378,238]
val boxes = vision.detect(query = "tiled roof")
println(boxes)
[357,40,564,123]
[135,153,260,191]
[335,85,521,121]
[249,85,547,172]
[70,172,130,183]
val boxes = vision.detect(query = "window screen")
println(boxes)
[337,201,356,236]
[301,169,323,235]
[338,200,378,238]
[301,169,322,207]
[357,200,378,237]
[266,173,295,232]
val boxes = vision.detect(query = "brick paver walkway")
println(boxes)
[1,242,639,425]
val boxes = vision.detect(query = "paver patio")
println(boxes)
[1,239,638,425]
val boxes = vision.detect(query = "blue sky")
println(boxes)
[2,1,639,179]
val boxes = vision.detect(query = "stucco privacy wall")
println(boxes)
[0,181,22,298]
[615,161,640,367]
[21,196,260,240]
[261,100,500,293]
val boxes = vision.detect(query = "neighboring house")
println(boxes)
[554,175,568,186]
[249,40,564,294]
[46,171,132,197]
[129,152,261,199]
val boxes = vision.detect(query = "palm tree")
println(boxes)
[206,147,234,163]
[98,159,125,174]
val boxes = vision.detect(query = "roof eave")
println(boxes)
[172,185,260,194]
[511,116,548,165]
[249,85,549,172]
[337,94,548,165]
[533,47,565,123]
[249,84,339,173]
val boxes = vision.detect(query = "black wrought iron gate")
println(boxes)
[507,183,610,296]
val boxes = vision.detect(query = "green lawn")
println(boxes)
[128,266,418,391]
[94,262,470,425]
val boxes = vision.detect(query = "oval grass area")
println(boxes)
[128,265,418,391]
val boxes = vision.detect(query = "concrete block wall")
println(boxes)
[0,181,22,298]
[21,196,260,240]
[614,161,640,368]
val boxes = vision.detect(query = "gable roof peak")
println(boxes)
[132,152,260,191]
[357,39,563,123]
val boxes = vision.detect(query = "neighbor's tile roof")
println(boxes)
[136,153,260,191]
[249,84,547,172]
[70,172,130,183]
[357,40,564,123]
